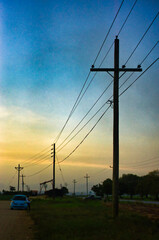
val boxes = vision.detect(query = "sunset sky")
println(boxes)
[0,0,159,193]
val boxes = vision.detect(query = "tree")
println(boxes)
[9,186,16,192]
[102,179,112,197]
[147,170,159,200]
[119,174,139,198]
[136,175,149,198]
[92,179,112,197]
[92,183,103,197]
[136,170,159,200]
[61,186,69,195]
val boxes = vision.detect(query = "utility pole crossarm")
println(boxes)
[90,68,142,72]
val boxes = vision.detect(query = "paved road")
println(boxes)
[0,201,34,240]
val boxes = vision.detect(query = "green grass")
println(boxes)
[0,194,14,200]
[30,196,159,240]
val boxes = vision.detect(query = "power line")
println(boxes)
[54,71,91,144]
[121,158,159,169]
[120,58,159,96]
[8,170,17,187]
[121,156,159,166]
[54,0,125,145]
[117,0,138,37]
[26,163,53,178]
[140,40,159,65]
[63,0,139,125]
[125,12,159,66]
[56,0,140,150]
[118,12,158,80]
[93,0,125,65]
[119,40,159,88]
[23,152,51,168]
[56,153,66,185]
[130,159,159,168]
[56,59,158,167]
[57,51,158,166]
[58,105,111,164]
[21,145,51,166]
[57,80,113,151]
[57,98,112,153]
[128,162,159,169]
[98,0,138,70]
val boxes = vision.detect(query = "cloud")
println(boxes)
[0,104,46,124]
[0,105,10,118]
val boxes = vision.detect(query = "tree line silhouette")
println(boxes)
[92,170,159,200]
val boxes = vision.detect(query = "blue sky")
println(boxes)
[0,0,159,192]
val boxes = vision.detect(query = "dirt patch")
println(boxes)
[120,202,159,220]
[0,201,34,240]
[104,201,159,220]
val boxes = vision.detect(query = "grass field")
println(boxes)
[0,194,14,200]
[30,196,159,240]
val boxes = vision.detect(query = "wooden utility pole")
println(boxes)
[84,173,90,196]
[73,179,77,195]
[51,143,56,192]
[15,164,23,192]
[90,36,142,218]
[21,174,25,192]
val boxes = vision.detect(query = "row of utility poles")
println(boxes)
[15,164,25,191]
[73,173,90,196]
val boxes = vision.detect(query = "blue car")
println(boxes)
[10,195,30,210]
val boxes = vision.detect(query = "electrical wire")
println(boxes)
[120,58,159,97]
[21,145,51,166]
[67,0,138,125]
[121,156,159,166]
[125,12,159,66]
[57,98,112,153]
[7,171,17,187]
[117,0,138,37]
[93,0,125,66]
[54,72,91,144]
[128,162,159,169]
[54,0,125,145]
[98,0,138,70]
[57,80,113,151]
[58,42,158,154]
[21,4,157,178]
[26,163,53,178]
[57,57,158,165]
[119,40,159,88]
[118,12,158,81]
[56,154,66,185]
[24,154,51,168]
[58,105,111,164]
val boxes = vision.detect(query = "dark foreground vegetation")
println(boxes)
[30,196,159,240]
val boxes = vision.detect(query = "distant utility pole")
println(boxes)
[73,179,77,195]
[90,36,142,218]
[84,173,90,196]
[15,164,23,192]
[51,143,56,192]
[21,174,25,192]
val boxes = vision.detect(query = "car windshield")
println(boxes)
[13,196,26,201]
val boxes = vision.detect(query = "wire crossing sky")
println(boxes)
[0,0,158,193]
